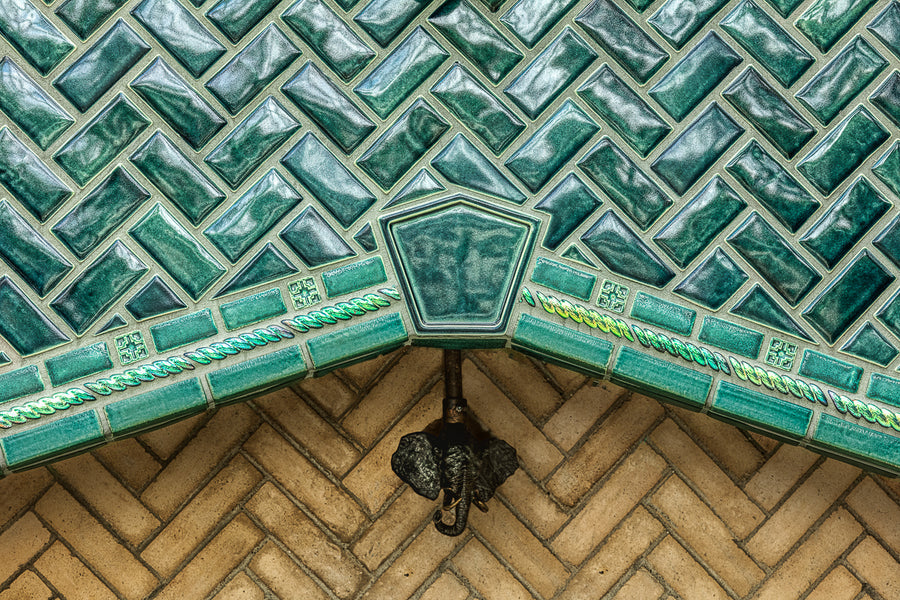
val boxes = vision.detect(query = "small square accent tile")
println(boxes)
[765,338,798,371]
[288,277,323,310]
[597,279,629,314]
[115,331,149,366]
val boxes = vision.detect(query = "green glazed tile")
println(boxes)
[0,354,9,366]
[0,128,72,222]
[730,284,814,342]
[530,257,595,301]
[431,134,526,204]
[674,248,748,310]
[354,224,378,253]
[279,207,356,268]
[54,94,151,187]
[208,344,307,403]
[869,2,900,60]
[799,349,862,392]
[206,0,280,43]
[561,245,595,267]
[220,288,286,330]
[56,0,127,40]
[0,200,72,297]
[511,313,612,377]
[0,58,73,150]
[203,170,302,263]
[796,0,877,53]
[505,100,598,193]
[501,0,578,48]
[150,308,218,352]
[1,410,104,471]
[125,276,186,320]
[322,257,388,298]
[763,0,803,17]
[96,314,127,334]
[533,174,602,251]
[44,342,112,386]
[105,378,207,437]
[873,142,900,206]
[354,0,431,48]
[710,381,812,441]
[630,292,696,336]
[581,211,675,288]
[307,312,408,370]
[874,214,900,272]
[0,366,44,404]
[720,0,813,88]
[867,373,900,407]
[0,0,74,75]
[812,414,900,474]
[130,204,226,301]
[214,244,298,298]
[877,289,900,341]
[648,0,729,49]
[871,71,900,127]
[698,316,763,359]
[385,169,445,208]
[205,97,300,190]
[131,0,226,78]
[611,346,712,410]
[0,277,70,356]
[50,241,148,335]
[842,322,898,367]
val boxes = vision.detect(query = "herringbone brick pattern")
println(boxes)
[2,347,899,599]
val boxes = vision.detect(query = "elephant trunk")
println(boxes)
[434,439,474,537]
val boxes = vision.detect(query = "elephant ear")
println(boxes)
[391,432,441,500]
[474,438,518,503]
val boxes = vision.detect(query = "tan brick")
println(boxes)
[142,404,259,518]
[548,394,663,506]
[470,500,568,598]
[92,438,161,491]
[753,508,862,600]
[0,468,52,526]
[142,454,262,576]
[543,381,623,451]
[614,569,663,600]
[339,349,395,388]
[498,468,568,539]
[650,419,764,538]
[847,477,900,553]
[247,483,367,599]
[803,565,862,600]
[35,484,158,600]
[34,542,117,600]
[671,406,764,479]
[294,373,357,419]
[744,443,820,510]
[213,572,264,600]
[138,412,207,460]
[155,513,263,600]
[647,536,729,600]
[747,459,858,566]
[342,348,441,447]
[464,361,564,479]
[542,360,592,394]
[352,486,435,571]
[453,539,532,600]
[53,453,160,546]
[848,536,900,599]
[650,476,763,596]
[244,424,365,541]
[472,349,562,421]
[0,512,50,585]
[254,387,361,476]
[553,443,666,565]
[558,507,663,600]
[249,541,329,600]
[0,570,52,600]
[420,572,469,600]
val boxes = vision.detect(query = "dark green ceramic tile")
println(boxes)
[208,344,307,403]
[431,134,526,204]
[581,211,675,288]
[674,248,748,310]
[354,0,431,48]
[796,0,877,53]
[648,0,729,49]
[1,410,104,471]
[874,214,900,271]
[0,128,72,222]
[44,342,112,386]
[533,174,602,251]
[279,206,356,268]
[698,316,763,359]
[307,312,408,370]
[871,142,900,202]
[96,314,127,334]
[512,313,612,377]
[0,58,73,150]
[867,373,900,407]
[0,277,70,357]
[0,200,72,297]
[56,0,128,41]
[354,224,378,253]
[125,276,186,320]
[869,2,900,60]
[105,378,207,437]
[763,0,804,17]
[322,257,388,298]
[812,414,900,473]
[132,0,226,78]
[876,289,900,341]
[206,0,280,43]
[871,71,900,127]
[611,346,712,410]
[385,169,445,209]
[0,366,44,404]
[710,380,812,441]
[214,243,299,298]
[842,322,898,367]
[630,292,696,336]
[799,349,862,392]
[530,257,595,301]
[150,308,218,352]
[0,0,74,75]
[731,284,814,342]
[220,288,287,330]
[502,0,578,48]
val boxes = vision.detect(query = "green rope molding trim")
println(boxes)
[0,288,401,429]
[524,287,900,434]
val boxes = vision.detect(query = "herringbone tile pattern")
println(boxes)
[2,347,899,599]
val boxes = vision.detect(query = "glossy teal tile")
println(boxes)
[877,288,900,342]
[431,134,526,204]
[731,284,814,342]
[131,0,226,78]
[0,366,43,404]
[1,410,103,471]
[710,381,812,441]
[722,68,815,159]
[581,211,675,288]
[871,71,900,127]
[0,353,9,367]
[720,0,813,87]
[50,241,147,334]
[283,0,375,82]
[501,0,577,49]
[867,373,900,407]
[130,204,226,300]
[534,174,602,251]
[577,65,670,158]
[652,104,744,196]
[131,58,226,151]
[504,28,596,119]
[578,138,672,230]
[562,245,595,267]
[842,322,898,366]
[0,128,72,222]
[873,142,900,205]
[869,2,900,60]
[611,346,712,410]
[354,27,449,119]
[208,344,307,404]
[630,292,696,336]
[812,414,900,474]
[220,288,286,330]
[698,316,763,359]
[125,276,186,320]
[799,349,862,392]
[530,257,595,301]
[214,243,299,298]
[354,224,377,253]
[96,314,127,335]
[654,177,746,268]
[431,64,525,155]
[54,94,150,187]
[322,257,387,298]
[384,169,445,209]
[205,97,300,189]
[353,0,430,47]
[674,248,748,310]
[511,313,612,377]
[0,200,72,297]
[0,0,74,75]
[429,0,522,84]
[307,312,408,370]
[802,178,890,270]
[53,20,149,113]
[648,0,729,49]
[45,342,111,386]
[764,0,803,17]
[281,133,376,227]
[205,24,301,115]
[575,0,668,85]
[282,62,376,154]
[0,58,73,150]
[56,0,127,40]
[150,308,218,352]
[358,99,449,190]
[206,0,280,43]
[0,277,70,356]
[796,0,877,52]
[52,167,150,260]
[506,101,598,193]
[796,37,886,125]
[279,206,356,268]
[727,142,819,233]
[648,32,741,122]
[105,378,207,437]
[204,170,301,263]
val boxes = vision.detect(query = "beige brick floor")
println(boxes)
[1,346,899,599]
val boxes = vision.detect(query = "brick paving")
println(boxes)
[1,346,899,599]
